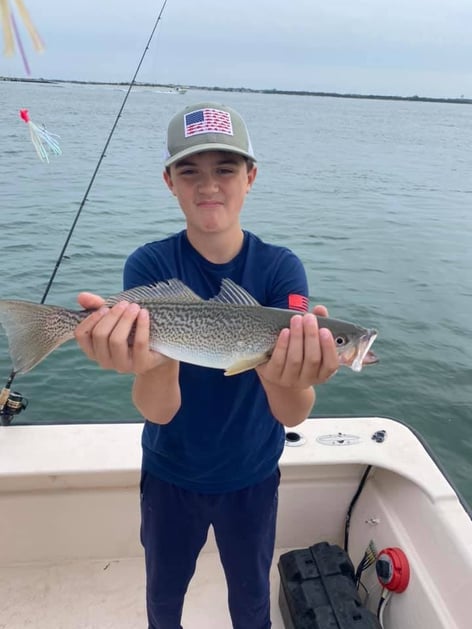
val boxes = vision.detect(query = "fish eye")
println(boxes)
[334,334,347,346]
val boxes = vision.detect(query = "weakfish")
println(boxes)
[0,278,378,375]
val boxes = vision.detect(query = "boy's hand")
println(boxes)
[256,306,338,389]
[74,292,173,375]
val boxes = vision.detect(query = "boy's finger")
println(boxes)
[313,304,328,318]
[284,315,304,378]
[74,307,109,357]
[77,292,106,310]
[318,328,339,379]
[133,308,150,351]
[299,314,321,379]
[267,327,290,374]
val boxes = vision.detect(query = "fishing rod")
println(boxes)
[0,0,171,426]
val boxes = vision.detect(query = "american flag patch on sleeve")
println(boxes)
[184,108,233,137]
[288,294,309,312]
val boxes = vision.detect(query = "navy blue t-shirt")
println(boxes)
[123,230,308,493]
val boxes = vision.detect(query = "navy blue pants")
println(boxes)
[140,469,280,629]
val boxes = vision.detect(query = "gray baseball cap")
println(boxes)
[164,102,256,167]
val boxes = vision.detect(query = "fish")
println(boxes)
[0,278,378,376]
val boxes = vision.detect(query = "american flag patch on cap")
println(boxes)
[288,294,309,312]
[184,108,233,138]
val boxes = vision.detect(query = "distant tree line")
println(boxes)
[1,76,471,105]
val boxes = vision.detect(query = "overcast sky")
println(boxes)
[2,0,472,98]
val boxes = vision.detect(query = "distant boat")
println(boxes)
[153,87,187,94]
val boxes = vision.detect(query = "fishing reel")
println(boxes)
[0,388,28,426]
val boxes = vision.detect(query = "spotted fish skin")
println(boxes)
[0,278,378,375]
[145,301,297,373]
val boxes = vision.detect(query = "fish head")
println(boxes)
[329,324,378,372]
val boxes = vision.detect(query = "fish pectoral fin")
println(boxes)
[224,354,269,376]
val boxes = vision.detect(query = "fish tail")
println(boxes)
[0,300,81,374]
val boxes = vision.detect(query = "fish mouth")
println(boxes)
[351,329,378,372]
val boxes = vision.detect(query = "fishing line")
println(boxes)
[0,0,171,425]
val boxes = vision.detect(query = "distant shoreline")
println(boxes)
[2,76,471,105]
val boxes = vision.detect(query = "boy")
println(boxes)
[75,102,338,629]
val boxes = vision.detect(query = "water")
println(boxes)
[1,81,471,504]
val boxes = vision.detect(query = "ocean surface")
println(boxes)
[1,81,471,504]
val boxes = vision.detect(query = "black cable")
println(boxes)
[0,0,171,424]
[344,465,372,553]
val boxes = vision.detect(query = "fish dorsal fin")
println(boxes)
[209,278,260,306]
[105,279,203,306]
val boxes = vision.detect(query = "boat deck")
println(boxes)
[1,419,471,629]
[1,549,289,629]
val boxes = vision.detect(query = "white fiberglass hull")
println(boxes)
[0,416,470,628]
